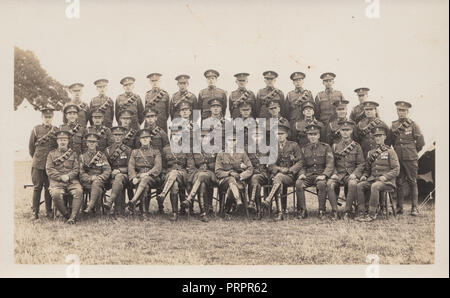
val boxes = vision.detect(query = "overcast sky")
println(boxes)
[4,0,448,153]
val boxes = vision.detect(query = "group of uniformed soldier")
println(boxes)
[28,70,425,224]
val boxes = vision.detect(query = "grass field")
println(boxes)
[14,160,435,265]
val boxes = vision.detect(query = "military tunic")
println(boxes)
[86,125,113,153]
[268,141,302,184]
[115,92,144,130]
[286,87,314,123]
[293,118,325,148]
[256,87,287,119]
[314,89,344,124]
[60,122,86,155]
[389,118,425,209]
[105,143,132,212]
[63,100,90,128]
[144,87,170,132]
[170,91,197,120]
[198,86,227,119]
[139,124,170,152]
[355,117,389,158]
[128,146,162,183]
[122,127,139,150]
[28,124,58,214]
[325,117,352,146]
[160,145,193,193]
[190,152,217,186]
[79,150,111,188]
[229,88,257,119]
[215,152,253,190]
[357,145,400,214]
[89,95,115,128]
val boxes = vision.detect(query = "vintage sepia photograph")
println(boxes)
[1,0,448,278]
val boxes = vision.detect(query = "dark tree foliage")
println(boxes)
[14,46,70,111]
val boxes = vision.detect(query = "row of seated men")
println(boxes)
[29,96,424,224]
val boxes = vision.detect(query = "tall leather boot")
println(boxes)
[53,195,70,220]
[263,183,281,209]
[44,188,53,218]
[68,190,83,224]
[198,185,208,222]
[274,193,283,221]
[32,188,42,219]
[410,181,419,216]
[169,193,178,221]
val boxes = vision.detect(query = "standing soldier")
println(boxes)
[215,134,254,220]
[89,79,114,128]
[86,109,113,152]
[356,126,400,222]
[355,101,389,158]
[104,126,132,217]
[286,72,314,128]
[327,120,365,220]
[229,73,256,119]
[28,106,58,219]
[157,128,194,221]
[183,130,218,221]
[262,122,302,221]
[293,101,325,148]
[144,73,170,133]
[118,109,139,149]
[80,133,111,215]
[389,101,425,216]
[202,98,229,150]
[115,76,144,130]
[295,123,335,219]
[127,128,163,216]
[170,75,197,120]
[60,102,86,155]
[198,69,227,119]
[64,83,90,127]
[46,127,83,224]
[265,98,290,139]
[142,107,170,152]
[325,99,351,146]
[350,87,377,124]
[256,71,287,119]
[315,72,345,124]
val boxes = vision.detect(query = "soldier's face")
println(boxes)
[303,107,314,118]
[57,137,69,148]
[293,78,304,88]
[123,83,134,92]
[113,134,124,143]
[140,136,151,146]
[92,116,103,126]
[269,105,280,117]
[264,78,275,87]
[240,107,252,119]
[180,108,191,119]
[42,114,53,125]
[323,79,334,89]
[145,114,158,125]
[206,76,217,86]
[96,85,107,95]
[340,128,352,139]
[236,79,247,88]
[150,79,160,89]
[358,93,368,102]
[120,117,131,128]
[86,141,97,151]
[210,105,222,116]
[397,108,408,119]
[66,111,78,123]
[277,131,288,143]
[70,90,82,99]
[374,134,386,145]
[364,108,376,118]
[307,132,320,143]
[336,107,347,118]
[178,81,188,91]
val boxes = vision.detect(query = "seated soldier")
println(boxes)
[60,102,86,155]
[262,122,302,221]
[327,120,365,220]
[295,123,335,219]
[86,109,113,152]
[157,127,194,221]
[247,128,269,220]
[104,126,132,217]
[183,129,218,222]
[215,133,253,220]
[80,133,111,215]
[293,101,325,148]
[356,126,400,222]
[119,109,139,149]
[46,127,83,224]
[127,128,162,217]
